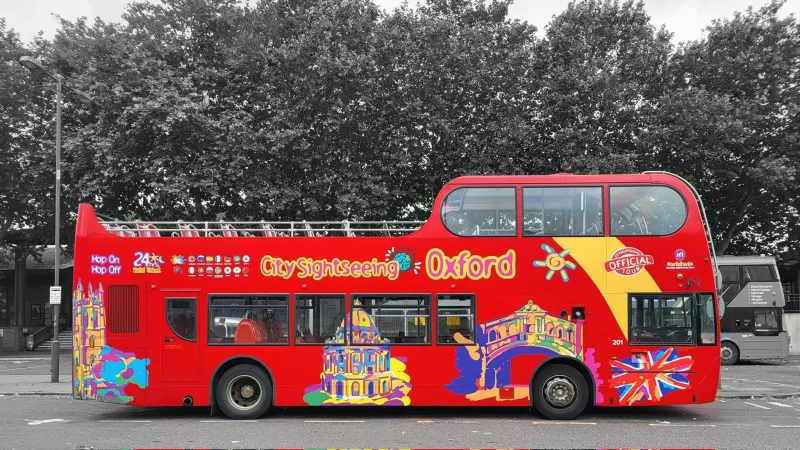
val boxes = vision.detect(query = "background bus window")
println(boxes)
[295,295,345,344]
[352,294,430,344]
[441,187,516,236]
[720,266,740,282]
[522,187,603,236]
[743,265,774,282]
[754,308,780,334]
[208,294,289,345]
[166,298,196,341]
[610,185,687,236]
[699,294,717,345]
[436,294,475,344]
[629,294,694,345]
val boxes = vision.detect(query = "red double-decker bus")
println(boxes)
[71,171,721,420]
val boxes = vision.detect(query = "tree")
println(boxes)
[666,0,800,255]
[0,19,64,261]
[536,0,673,174]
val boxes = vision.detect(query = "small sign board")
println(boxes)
[49,286,62,305]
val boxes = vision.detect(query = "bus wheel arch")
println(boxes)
[210,356,275,419]
[721,341,739,365]
[529,357,594,420]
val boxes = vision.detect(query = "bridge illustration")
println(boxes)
[446,300,585,401]
[485,300,584,363]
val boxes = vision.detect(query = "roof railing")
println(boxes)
[99,219,426,238]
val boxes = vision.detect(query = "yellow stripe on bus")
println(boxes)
[554,237,662,341]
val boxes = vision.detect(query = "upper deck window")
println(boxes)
[523,187,603,236]
[610,185,687,236]
[441,187,516,237]
[743,265,774,282]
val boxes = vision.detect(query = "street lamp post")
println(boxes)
[18,56,93,383]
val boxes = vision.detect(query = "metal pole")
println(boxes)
[51,75,61,382]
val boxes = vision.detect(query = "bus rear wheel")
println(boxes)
[216,364,272,420]
[531,364,588,420]
[721,342,739,366]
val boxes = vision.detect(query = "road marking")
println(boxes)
[648,424,716,427]
[770,425,800,428]
[304,420,365,423]
[25,419,69,426]
[98,420,151,423]
[531,421,597,425]
[417,420,434,423]
[768,402,794,408]
[200,420,257,423]
[744,402,771,410]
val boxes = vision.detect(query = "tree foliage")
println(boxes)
[1,0,799,260]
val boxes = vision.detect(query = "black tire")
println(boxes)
[216,364,272,420]
[721,341,739,366]
[531,364,589,420]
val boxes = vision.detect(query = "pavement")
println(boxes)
[0,349,73,396]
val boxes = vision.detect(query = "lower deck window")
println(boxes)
[437,294,475,344]
[352,294,430,344]
[629,294,694,345]
[209,294,289,345]
[295,295,345,344]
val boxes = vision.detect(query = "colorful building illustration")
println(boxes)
[446,300,592,402]
[72,279,150,403]
[304,301,412,406]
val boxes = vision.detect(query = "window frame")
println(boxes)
[608,184,689,237]
[697,293,717,346]
[293,293,347,346]
[440,186,519,238]
[435,293,477,346]
[628,293,696,346]
[351,293,432,346]
[521,185,606,237]
[207,293,291,346]
[165,297,197,342]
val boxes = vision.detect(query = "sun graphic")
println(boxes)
[533,243,576,282]
[385,247,422,275]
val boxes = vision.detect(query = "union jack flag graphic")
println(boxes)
[609,347,694,406]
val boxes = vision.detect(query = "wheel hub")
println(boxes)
[544,376,576,408]
[227,375,262,411]
[721,346,732,360]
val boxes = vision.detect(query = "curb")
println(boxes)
[718,392,800,400]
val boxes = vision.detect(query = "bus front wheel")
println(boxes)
[721,342,739,366]
[216,364,273,420]
[531,364,588,420]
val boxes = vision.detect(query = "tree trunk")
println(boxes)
[717,187,756,255]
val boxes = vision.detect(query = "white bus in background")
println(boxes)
[717,255,790,364]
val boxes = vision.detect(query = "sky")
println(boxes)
[1,0,798,45]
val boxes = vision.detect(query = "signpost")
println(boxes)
[49,286,61,382]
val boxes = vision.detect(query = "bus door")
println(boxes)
[160,290,202,382]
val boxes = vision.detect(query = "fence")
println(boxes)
[787,294,800,313]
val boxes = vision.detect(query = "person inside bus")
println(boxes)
[213,317,227,338]
[572,196,603,235]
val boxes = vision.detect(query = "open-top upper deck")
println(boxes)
[80,171,712,242]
